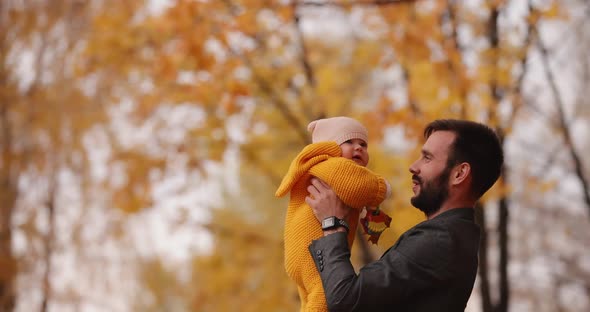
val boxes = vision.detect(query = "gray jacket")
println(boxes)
[308,208,480,312]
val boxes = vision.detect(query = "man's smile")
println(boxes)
[412,175,422,194]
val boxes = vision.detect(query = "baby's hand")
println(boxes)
[385,180,392,199]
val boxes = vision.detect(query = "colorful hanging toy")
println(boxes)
[360,206,392,244]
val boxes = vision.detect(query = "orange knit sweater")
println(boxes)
[275,142,389,312]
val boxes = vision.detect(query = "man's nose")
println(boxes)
[409,161,419,174]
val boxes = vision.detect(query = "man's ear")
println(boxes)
[451,162,470,186]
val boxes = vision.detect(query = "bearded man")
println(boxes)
[305,119,504,312]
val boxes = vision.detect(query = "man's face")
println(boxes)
[409,131,455,216]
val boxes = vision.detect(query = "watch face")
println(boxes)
[323,217,336,228]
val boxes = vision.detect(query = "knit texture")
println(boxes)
[307,116,368,145]
[276,142,389,312]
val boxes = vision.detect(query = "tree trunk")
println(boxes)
[41,181,57,312]
[475,202,493,312]
[482,3,511,312]
[0,190,16,312]
[0,106,16,312]
[497,185,510,312]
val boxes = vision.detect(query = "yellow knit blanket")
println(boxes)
[276,142,389,312]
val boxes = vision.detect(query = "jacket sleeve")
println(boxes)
[308,223,453,311]
[308,157,389,209]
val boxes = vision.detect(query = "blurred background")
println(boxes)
[1,0,589,311]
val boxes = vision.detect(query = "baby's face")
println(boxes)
[340,138,369,166]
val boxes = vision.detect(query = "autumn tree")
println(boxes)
[2,0,586,311]
[82,0,582,311]
[0,1,140,311]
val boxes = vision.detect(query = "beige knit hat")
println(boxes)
[307,116,368,145]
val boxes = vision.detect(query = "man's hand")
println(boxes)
[306,177,351,224]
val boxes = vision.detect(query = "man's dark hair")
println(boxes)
[424,119,504,198]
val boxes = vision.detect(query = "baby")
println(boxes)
[275,116,391,312]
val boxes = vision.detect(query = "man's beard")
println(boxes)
[411,166,451,216]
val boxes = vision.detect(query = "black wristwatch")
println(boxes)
[321,216,349,233]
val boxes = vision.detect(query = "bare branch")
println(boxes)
[440,0,469,117]
[221,0,310,145]
[292,4,316,88]
[401,65,422,116]
[506,2,537,127]
[241,148,283,186]
[296,0,418,7]
[292,3,317,120]
[537,32,590,219]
